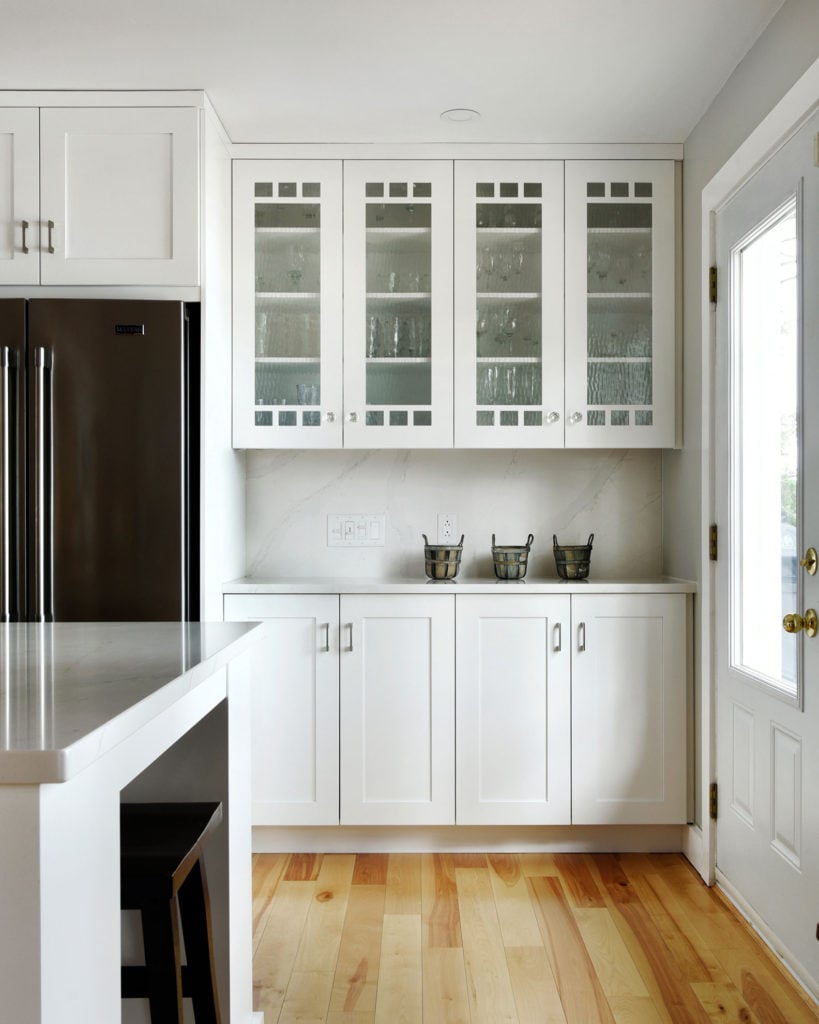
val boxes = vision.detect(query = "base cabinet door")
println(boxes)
[223,594,340,825]
[340,594,455,824]
[571,593,687,824]
[456,594,571,824]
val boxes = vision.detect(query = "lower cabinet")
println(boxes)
[225,588,688,828]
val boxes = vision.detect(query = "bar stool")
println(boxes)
[120,801,223,1024]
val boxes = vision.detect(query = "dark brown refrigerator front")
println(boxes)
[0,299,199,622]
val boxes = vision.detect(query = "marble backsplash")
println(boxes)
[243,448,662,580]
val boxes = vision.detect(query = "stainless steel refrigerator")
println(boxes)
[0,299,199,622]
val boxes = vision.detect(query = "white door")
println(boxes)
[339,593,455,824]
[342,160,453,447]
[0,109,39,285]
[232,160,343,448]
[223,594,340,826]
[571,593,687,824]
[456,594,571,824]
[39,107,199,285]
[715,111,819,989]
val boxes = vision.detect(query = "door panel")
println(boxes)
[0,300,26,621]
[715,110,819,989]
[0,110,39,285]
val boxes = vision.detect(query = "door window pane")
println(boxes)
[731,197,798,696]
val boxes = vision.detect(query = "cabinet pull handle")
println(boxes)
[320,622,330,653]
[578,621,586,652]
[1,347,16,621]
[553,622,562,652]
[34,347,53,621]
[21,220,29,255]
[46,220,55,255]
[346,622,354,652]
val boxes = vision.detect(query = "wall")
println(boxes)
[664,0,819,825]
[244,448,661,580]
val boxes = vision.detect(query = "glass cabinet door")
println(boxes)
[343,161,453,447]
[454,162,564,447]
[232,160,343,448]
[565,161,676,448]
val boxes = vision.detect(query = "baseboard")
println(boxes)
[252,824,687,854]
[715,869,819,1004]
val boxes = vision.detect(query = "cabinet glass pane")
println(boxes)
[474,189,545,429]
[585,189,654,426]
[254,193,323,428]
[364,191,433,422]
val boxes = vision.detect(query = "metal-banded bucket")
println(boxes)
[423,534,464,580]
[491,533,534,580]
[553,533,594,580]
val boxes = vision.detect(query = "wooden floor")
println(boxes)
[252,852,819,1024]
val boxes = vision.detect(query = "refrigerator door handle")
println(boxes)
[1,346,15,622]
[34,347,54,622]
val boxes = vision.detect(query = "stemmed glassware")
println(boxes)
[287,244,306,290]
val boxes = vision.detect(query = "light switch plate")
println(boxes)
[327,513,386,547]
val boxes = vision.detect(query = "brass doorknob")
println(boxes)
[783,609,818,637]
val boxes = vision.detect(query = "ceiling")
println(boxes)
[2,0,785,144]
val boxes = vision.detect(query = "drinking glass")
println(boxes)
[505,366,517,405]
[287,244,306,291]
[595,248,611,286]
[367,315,380,358]
[615,254,632,288]
[390,316,401,358]
[296,383,308,405]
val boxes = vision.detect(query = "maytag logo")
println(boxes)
[115,324,145,335]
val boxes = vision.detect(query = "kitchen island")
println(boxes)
[0,621,264,1024]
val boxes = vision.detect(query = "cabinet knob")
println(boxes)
[568,412,583,425]
[546,411,560,424]
[324,411,335,423]
[346,411,358,423]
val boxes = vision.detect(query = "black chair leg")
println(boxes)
[178,859,222,1024]
[140,899,184,1023]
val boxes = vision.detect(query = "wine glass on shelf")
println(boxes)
[287,244,306,291]
[367,315,380,359]
[390,316,401,358]
[594,248,611,288]
[615,254,632,289]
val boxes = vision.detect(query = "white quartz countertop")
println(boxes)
[0,621,263,784]
[224,576,696,595]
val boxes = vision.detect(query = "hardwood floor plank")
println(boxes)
[326,1014,376,1024]
[386,853,422,915]
[455,866,519,1023]
[374,914,423,1024]
[488,858,543,948]
[711,948,819,1024]
[279,969,334,1024]
[488,853,522,886]
[528,874,617,1024]
[252,852,288,953]
[554,853,606,908]
[294,854,356,975]
[447,853,488,868]
[353,853,389,886]
[422,853,462,949]
[594,853,641,904]
[285,852,323,881]
[505,945,567,1024]
[329,883,387,1014]
[253,880,316,1019]
[689,981,758,1023]
[422,947,471,1024]
[519,852,560,877]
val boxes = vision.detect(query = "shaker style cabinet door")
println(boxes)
[571,593,687,824]
[565,161,677,447]
[0,109,39,285]
[339,594,455,824]
[38,107,199,286]
[232,160,343,448]
[456,594,571,824]
[454,161,565,447]
[223,594,340,826]
[342,161,454,447]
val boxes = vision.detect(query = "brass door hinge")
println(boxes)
[709,782,718,820]
[709,266,718,304]
[709,524,718,561]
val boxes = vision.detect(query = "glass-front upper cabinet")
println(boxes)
[232,160,343,448]
[565,161,677,447]
[454,162,564,447]
[343,161,453,447]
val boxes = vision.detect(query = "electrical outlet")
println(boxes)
[437,513,457,544]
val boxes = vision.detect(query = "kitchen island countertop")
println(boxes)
[224,575,696,595]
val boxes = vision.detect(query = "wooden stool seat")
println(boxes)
[121,801,223,1023]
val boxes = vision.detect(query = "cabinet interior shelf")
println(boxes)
[366,357,432,365]
[477,292,541,302]
[255,356,321,364]
[476,227,542,238]
[366,227,431,236]
[587,292,652,301]
[255,227,321,236]
[476,356,541,364]
[587,356,651,363]
[367,292,431,301]
[587,227,652,235]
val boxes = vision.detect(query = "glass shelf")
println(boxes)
[587,227,652,235]
[367,292,431,301]
[477,292,541,301]
[255,226,321,236]
[255,356,320,364]
[366,356,432,365]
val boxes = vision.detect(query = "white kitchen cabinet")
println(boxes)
[223,594,340,826]
[232,160,343,448]
[340,594,455,824]
[456,594,571,824]
[0,109,39,285]
[343,161,454,447]
[571,593,687,824]
[0,105,199,287]
[564,161,676,447]
[454,161,565,447]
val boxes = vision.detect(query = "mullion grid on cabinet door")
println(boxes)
[455,162,564,448]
